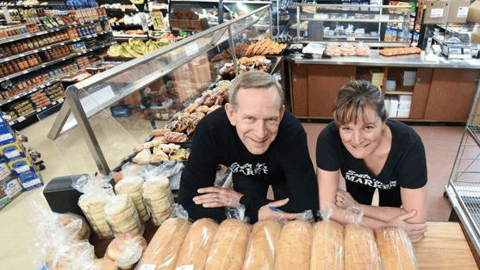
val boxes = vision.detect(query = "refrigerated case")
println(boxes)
[47,5,273,175]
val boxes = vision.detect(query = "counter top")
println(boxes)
[415,221,478,269]
[285,52,480,69]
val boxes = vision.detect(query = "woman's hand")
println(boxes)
[387,210,427,243]
[335,189,359,209]
[193,187,244,208]
[258,198,303,221]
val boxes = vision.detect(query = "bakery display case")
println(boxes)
[295,3,411,46]
[46,5,273,175]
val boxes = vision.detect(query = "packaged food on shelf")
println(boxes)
[104,194,145,237]
[142,167,174,226]
[114,165,150,222]
[104,233,147,269]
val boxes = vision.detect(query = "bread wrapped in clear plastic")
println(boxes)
[275,220,313,270]
[104,194,145,237]
[344,207,382,270]
[376,227,418,270]
[74,175,115,239]
[142,167,173,226]
[175,218,219,269]
[94,259,118,270]
[136,205,191,270]
[51,241,96,270]
[57,213,91,242]
[114,173,150,223]
[242,219,281,270]
[311,205,344,270]
[204,219,251,270]
[105,233,147,269]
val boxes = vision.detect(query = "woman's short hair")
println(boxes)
[229,71,284,110]
[333,80,387,125]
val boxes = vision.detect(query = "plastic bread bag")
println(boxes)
[242,219,282,270]
[375,227,418,270]
[274,217,313,270]
[104,194,145,237]
[115,172,150,223]
[175,218,219,269]
[73,174,115,239]
[105,233,148,270]
[154,160,185,191]
[121,162,149,180]
[311,204,345,270]
[135,204,191,270]
[50,241,96,270]
[93,258,118,270]
[344,206,383,270]
[203,215,252,270]
[57,212,91,242]
[142,166,174,226]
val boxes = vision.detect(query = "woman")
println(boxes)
[316,80,427,243]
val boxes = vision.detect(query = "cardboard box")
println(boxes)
[468,1,480,23]
[420,0,449,24]
[448,0,470,23]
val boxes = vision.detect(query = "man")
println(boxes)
[177,71,319,223]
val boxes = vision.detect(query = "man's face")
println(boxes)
[226,86,284,155]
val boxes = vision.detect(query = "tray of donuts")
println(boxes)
[379,47,422,57]
[131,80,231,165]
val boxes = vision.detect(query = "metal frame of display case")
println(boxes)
[47,5,272,174]
[295,4,410,46]
[446,80,480,258]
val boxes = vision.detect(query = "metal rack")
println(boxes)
[446,80,480,257]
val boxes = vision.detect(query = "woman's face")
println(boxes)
[339,106,385,159]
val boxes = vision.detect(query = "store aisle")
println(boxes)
[0,112,465,270]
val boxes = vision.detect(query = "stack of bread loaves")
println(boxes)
[114,175,150,223]
[78,189,114,239]
[104,194,145,237]
[143,174,173,226]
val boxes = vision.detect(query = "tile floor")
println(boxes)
[0,111,465,270]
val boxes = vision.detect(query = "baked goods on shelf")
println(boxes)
[244,38,287,57]
[243,220,281,270]
[379,47,421,57]
[143,175,173,226]
[104,194,145,237]
[376,227,418,270]
[114,176,150,223]
[105,233,147,270]
[311,220,344,270]
[275,220,313,270]
[345,224,383,270]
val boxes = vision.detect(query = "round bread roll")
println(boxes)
[106,233,147,269]
[311,220,344,270]
[78,196,113,239]
[94,259,118,270]
[176,218,219,269]
[105,195,144,237]
[58,213,91,241]
[143,177,173,226]
[275,220,312,270]
[243,219,281,270]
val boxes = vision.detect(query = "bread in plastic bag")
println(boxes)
[175,218,219,269]
[311,205,344,270]
[105,233,147,269]
[142,167,174,226]
[51,241,96,270]
[242,219,281,270]
[275,220,313,270]
[115,174,150,223]
[94,259,118,270]
[344,206,382,270]
[74,175,115,239]
[105,194,145,237]
[58,212,91,241]
[376,227,418,270]
[135,217,191,270]
[204,219,251,270]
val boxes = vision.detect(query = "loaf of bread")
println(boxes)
[345,224,382,270]
[136,218,191,270]
[311,220,344,270]
[115,176,150,223]
[175,218,219,269]
[275,220,312,270]
[204,219,251,270]
[243,220,281,270]
[376,227,418,270]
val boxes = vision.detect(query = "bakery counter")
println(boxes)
[415,221,478,269]
[285,52,480,69]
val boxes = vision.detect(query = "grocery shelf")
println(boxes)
[9,97,64,126]
[467,125,480,147]
[301,17,405,23]
[0,31,111,65]
[0,79,58,107]
[0,41,116,83]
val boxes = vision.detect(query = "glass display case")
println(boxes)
[47,5,274,175]
[295,4,411,46]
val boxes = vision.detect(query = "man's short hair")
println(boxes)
[229,71,284,110]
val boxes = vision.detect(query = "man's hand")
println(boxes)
[387,210,427,243]
[335,189,359,209]
[193,187,244,208]
[258,198,303,221]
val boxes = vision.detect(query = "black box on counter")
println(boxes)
[43,174,88,218]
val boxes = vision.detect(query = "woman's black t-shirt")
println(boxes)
[316,120,427,207]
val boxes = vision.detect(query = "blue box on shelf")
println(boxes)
[110,105,132,117]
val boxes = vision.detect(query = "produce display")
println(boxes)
[107,38,173,58]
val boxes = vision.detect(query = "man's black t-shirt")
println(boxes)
[316,120,427,207]
[177,107,319,223]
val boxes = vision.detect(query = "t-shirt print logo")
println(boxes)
[345,170,397,190]
[229,162,269,176]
